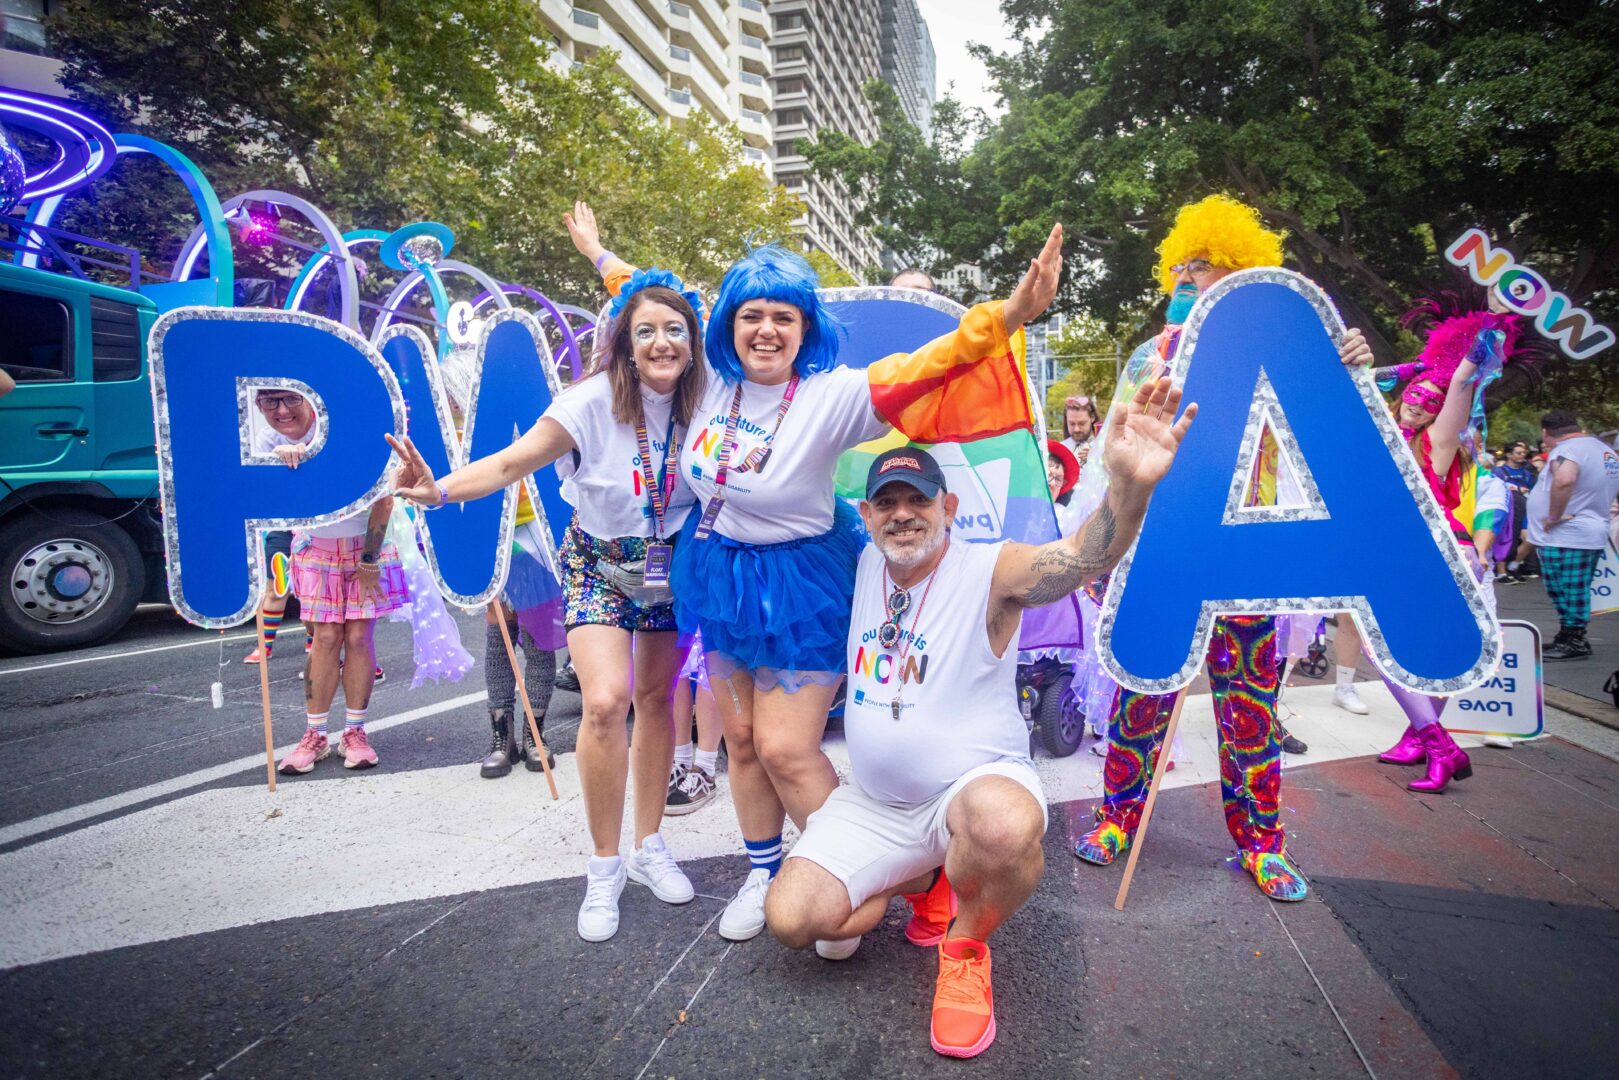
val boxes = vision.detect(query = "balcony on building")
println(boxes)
[737,68,772,111]
[736,0,770,37]
[666,0,729,81]
[586,0,673,78]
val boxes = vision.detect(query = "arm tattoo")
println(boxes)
[362,522,385,559]
[1018,503,1118,606]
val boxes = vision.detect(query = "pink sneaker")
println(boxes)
[341,727,379,769]
[279,729,329,774]
[242,646,270,664]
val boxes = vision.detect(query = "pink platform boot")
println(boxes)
[1378,725,1426,766]
[1408,724,1472,793]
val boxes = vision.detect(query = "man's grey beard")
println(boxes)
[875,519,946,569]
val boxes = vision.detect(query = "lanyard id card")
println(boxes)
[642,541,673,586]
[635,407,681,584]
[694,375,799,540]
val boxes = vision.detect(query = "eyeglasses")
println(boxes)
[1066,396,1091,408]
[255,393,305,414]
[1170,259,1215,275]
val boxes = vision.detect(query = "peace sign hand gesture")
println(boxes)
[384,433,441,506]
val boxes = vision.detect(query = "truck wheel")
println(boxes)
[0,511,145,654]
[1037,672,1085,758]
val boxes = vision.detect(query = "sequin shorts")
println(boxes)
[561,520,677,633]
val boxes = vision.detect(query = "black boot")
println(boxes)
[480,708,520,778]
[1546,628,1593,661]
[1275,720,1309,755]
[555,661,580,693]
[521,711,557,771]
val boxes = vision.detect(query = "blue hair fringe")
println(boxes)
[705,244,843,383]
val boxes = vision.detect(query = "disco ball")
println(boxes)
[0,123,27,216]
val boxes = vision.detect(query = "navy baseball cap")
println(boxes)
[866,447,947,500]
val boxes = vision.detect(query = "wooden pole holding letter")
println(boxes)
[494,609,559,800]
[256,605,277,793]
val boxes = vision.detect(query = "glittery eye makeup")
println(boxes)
[633,322,688,345]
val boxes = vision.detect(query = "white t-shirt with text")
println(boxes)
[681,365,889,544]
[544,372,694,541]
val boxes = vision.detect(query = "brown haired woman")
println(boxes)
[390,268,708,943]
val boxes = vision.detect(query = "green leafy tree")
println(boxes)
[44,1,801,306]
[805,1,1619,415]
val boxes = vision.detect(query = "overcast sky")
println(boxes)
[914,0,1020,119]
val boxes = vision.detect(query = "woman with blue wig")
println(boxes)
[566,202,1065,944]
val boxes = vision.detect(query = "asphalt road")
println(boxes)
[2,608,1617,1079]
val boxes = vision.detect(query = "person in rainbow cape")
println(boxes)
[561,203,1059,947]
[1070,195,1374,903]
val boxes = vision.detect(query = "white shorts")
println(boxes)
[786,758,1047,910]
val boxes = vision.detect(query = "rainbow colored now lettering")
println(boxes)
[1445,229,1614,361]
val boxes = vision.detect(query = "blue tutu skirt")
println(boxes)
[672,500,866,693]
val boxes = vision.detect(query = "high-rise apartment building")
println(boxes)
[768,0,885,276]
[535,0,775,176]
[768,0,936,279]
[879,0,935,140]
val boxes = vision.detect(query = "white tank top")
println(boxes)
[844,539,1031,804]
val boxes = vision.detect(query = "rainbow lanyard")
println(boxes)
[693,375,800,540]
[633,408,680,542]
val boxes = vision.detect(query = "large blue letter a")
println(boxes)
[1099,269,1499,695]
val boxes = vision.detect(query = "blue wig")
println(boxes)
[705,244,844,383]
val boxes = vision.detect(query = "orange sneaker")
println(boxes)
[931,937,995,1058]
[902,869,956,946]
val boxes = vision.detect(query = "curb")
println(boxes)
[1544,685,1619,733]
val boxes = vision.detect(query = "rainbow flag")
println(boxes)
[823,288,1079,649]
[866,301,1037,442]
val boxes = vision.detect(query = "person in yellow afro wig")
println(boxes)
[1154,194,1285,294]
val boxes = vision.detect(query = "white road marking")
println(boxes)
[0,683,1503,970]
[0,632,258,678]
[0,690,488,848]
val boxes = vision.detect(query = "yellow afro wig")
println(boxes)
[1155,195,1286,294]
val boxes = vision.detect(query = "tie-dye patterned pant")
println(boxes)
[1096,615,1284,854]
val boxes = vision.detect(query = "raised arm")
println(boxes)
[987,378,1195,646]
[866,225,1064,443]
[1427,356,1479,477]
[386,417,576,508]
[564,200,634,295]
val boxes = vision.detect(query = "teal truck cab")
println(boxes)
[0,254,166,652]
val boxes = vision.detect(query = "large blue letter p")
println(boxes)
[149,309,405,628]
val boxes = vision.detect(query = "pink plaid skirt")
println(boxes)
[291,535,408,623]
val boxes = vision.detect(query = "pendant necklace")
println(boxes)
[881,564,938,720]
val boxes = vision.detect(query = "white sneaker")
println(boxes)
[815,936,861,960]
[577,861,627,942]
[627,833,695,905]
[1333,684,1371,715]
[1483,735,1515,749]
[718,867,773,941]
[1089,739,1110,758]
